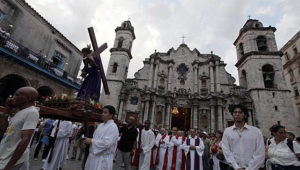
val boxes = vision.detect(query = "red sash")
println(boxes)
[181,136,186,170]
[163,135,173,170]
[132,143,139,166]
[171,135,179,170]
[150,148,154,168]
[155,134,167,165]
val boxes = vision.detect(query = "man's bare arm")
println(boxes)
[4,129,34,170]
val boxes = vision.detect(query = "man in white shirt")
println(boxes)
[139,120,155,170]
[84,105,119,170]
[221,104,265,170]
[0,87,39,170]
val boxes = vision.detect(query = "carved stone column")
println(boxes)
[153,63,159,89]
[162,105,165,127]
[139,101,145,123]
[193,66,198,93]
[209,62,215,93]
[217,104,223,130]
[150,102,156,128]
[210,105,215,133]
[118,99,124,120]
[193,106,198,129]
[248,109,253,126]
[167,64,173,91]
[143,101,150,122]
[148,59,154,88]
[215,61,221,92]
[165,104,171,129]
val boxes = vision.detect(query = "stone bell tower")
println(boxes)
[100,20,135,112]
[234,19,299,135]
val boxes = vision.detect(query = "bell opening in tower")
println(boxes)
[171,107,191,131]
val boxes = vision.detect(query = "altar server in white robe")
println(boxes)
[139,120,155,170]
[183,129,204,170]
[176,131,186,170]
[165,127,178,170]
[155,128,168,170]
[84,105,119,170]
[42,120,73,170]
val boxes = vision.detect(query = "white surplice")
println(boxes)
[171,136,185,170]
[85,120,119,170]
[42,120,73,170]
[183,137,204,170]
[165,135,176,170]
[155,133,168,170]
[139,129,155,170]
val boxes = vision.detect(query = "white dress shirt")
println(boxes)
[268,138,300,166]
[221,123,265,170]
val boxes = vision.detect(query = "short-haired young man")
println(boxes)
[84,105,119,170]
[221,104,265,170]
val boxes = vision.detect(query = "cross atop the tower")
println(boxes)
[181,35,186,44]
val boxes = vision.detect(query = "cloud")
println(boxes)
[26,0,300,85]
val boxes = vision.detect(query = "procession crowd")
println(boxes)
[0,87,300,170]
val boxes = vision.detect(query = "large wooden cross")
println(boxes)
[88,27,110,95]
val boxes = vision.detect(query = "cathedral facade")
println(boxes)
[101,19,300,136]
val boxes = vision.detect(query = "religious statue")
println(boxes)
[77,45,101,101]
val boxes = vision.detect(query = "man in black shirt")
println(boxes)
[114,116,138,170]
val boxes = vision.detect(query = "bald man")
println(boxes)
[0,87,40,170]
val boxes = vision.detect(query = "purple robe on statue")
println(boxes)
[77,55,101,101]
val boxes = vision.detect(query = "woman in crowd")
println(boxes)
[210,131,223,170]
[268,124,300,170]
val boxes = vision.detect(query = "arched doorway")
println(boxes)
[37,86,54,101]
[0,74,29,106]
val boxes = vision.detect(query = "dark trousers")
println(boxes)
[34,136,54,159]
[202,155,211,170]
[271,164,300,170]
[219,161,231,170]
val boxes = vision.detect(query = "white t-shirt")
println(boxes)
[0,106,39,168]
[268,138,300,166]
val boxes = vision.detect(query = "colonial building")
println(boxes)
[101,20,300,135]
[0,0,82,105]
[280,31,300,121]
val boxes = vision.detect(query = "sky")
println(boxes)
[26,0,300,84]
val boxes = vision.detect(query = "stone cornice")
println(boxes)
[110,48,133,59]
[234,27,276,45]
[115,27,136,39]
[235,51,282,67]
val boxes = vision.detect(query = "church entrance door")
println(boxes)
[171,107,191,131]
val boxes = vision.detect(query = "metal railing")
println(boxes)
[0,32,82,86]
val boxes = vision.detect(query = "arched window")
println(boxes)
[112,63,118,73]
[256,36,268,52]
[160,78,165,85]
[130,97,138,105]
[241,69,247,88]
[117,37,124,48]
[201,80,207,88]
[239,43,244,55]
[262,64,274,88]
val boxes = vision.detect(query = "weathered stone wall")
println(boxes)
[0,57,77,97]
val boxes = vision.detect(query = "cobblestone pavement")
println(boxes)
[29,143,83,170]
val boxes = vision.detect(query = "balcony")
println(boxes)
[0,32,81,90]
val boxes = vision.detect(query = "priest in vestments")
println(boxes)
[183,129,204,170]
[155,128,168,170]
[139,120,155,170]
[84,105,119,170]
[42,120,73,170]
